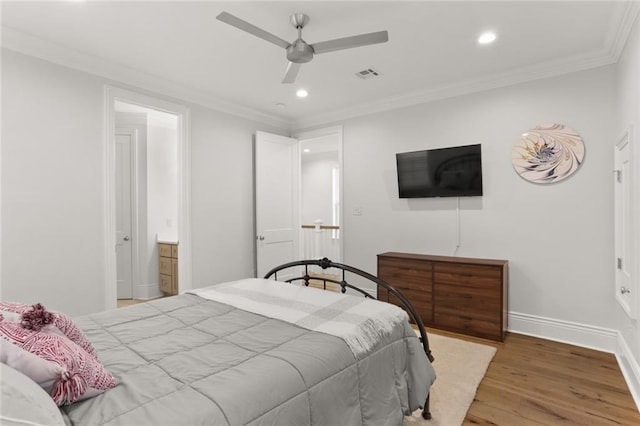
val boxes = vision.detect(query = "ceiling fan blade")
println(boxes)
[311,30,388,54]
[282,62,302,84]
[217,12,290,49]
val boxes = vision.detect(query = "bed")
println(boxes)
[1,258,436,426]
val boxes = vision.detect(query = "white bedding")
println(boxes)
[188,278,410,358]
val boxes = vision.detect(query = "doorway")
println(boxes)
[298,130,342,262]
[254,126,343,278]
[104,86,191,310]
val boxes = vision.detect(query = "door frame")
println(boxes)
[293,125,344,262]
[104,86,192,310]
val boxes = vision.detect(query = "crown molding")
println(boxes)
[609,1,640,60]
[291,50,617,130]
[1,27,291,130]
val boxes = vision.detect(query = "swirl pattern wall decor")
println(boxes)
[512,124,585,183]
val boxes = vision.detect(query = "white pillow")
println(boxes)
[0,362,66,426]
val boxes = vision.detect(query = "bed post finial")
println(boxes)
[319,257,332,269]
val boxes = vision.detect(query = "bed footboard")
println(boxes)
[264,257,434,420]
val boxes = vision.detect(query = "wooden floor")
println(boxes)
[116,298,160,308]
[426,329,640,425]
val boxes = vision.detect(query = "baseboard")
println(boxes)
[508,311,618,353]
[509,311,640,412]
[133,283,162,300]
[616,333,640,411]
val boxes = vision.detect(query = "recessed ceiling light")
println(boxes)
[303,148,311,153]
[478,32,497,45]
[296,89,308,98]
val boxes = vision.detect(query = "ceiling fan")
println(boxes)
[216,11,389,84]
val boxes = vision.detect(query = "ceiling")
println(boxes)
[2,1,638,129]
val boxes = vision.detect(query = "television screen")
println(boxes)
[396,144,483,198]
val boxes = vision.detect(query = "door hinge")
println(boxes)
[617,257,623,270]
[614,169,622,183]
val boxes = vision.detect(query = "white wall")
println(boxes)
[189,108,284,287]
[614,12,640,405]
[0,49,288,314]
[1,50,106,315]
[333,65,618,337]
[146,118,178,290]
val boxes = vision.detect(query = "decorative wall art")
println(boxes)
[512,123,585,184]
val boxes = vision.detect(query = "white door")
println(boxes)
[255,131,299,279]
[614,129,636,318]
[116,130,134,299]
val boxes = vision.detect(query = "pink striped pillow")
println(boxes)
[0,302,97,358]
[0,320,115,405]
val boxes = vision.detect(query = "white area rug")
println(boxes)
[404,333,497,426]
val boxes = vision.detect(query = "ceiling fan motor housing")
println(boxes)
[287,40,314,63]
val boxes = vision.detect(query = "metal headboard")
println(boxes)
[263,257,434,363]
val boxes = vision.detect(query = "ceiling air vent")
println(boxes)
[356,68,381,79]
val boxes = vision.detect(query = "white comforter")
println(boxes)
[188,278,409,358]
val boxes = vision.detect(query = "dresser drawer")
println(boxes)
[160,274,172,293]
[434,283,501,312]
[433,301,501,322]
[389,291,433,324]
[433,309,501,339]
[379,257,432,277]
[379,277,429,294]
[387,286,432,307]
[159,257,172,275]
[171,245,178,258]
[379,261,432,291]
[434,263,502,288]
[159,244,172,258]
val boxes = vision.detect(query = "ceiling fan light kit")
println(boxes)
[217,11,389,84]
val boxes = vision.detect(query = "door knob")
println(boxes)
[258,235,265,241]
[621,287,631,295]
[123,236,130,241]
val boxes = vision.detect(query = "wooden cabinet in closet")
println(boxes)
[159,242,178,295]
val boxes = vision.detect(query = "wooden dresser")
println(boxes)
[377,252,508,341]
[159,242,178,295]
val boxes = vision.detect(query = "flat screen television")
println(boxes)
[396,144,483,198]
